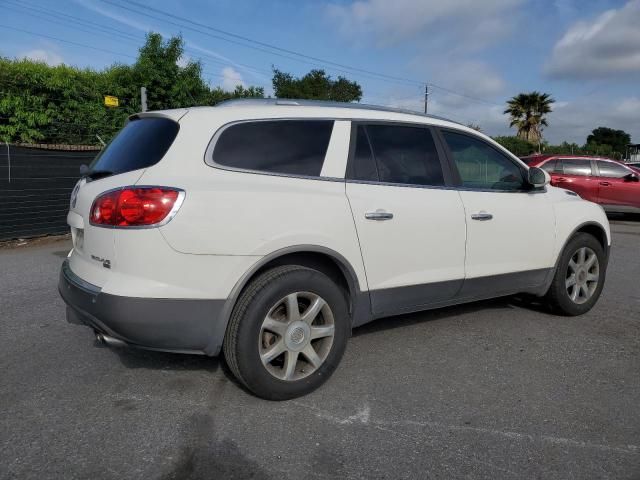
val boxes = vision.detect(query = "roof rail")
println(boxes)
[216,98,462,125]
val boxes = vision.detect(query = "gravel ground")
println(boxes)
[1,220,639,479]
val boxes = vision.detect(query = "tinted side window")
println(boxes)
[90,117,179,176]
[597,161,630,178]
[363,124,444,186]
[442,131,525,190]
[561,159,592,176]
[213,120,333,176]
[350,126,379,182]
[540,159,558,173]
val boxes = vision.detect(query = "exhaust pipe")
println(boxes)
[95,332,126,348]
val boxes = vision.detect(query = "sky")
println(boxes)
[0,0,638,144]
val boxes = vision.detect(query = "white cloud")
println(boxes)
[544,96,640,144]
[431,61,506,100]
[221,67,245,90]
[546,0,640,79]
[21,49,63,66]
[362,87,510,136]
[363,86,639,145]
[326,0,523,49]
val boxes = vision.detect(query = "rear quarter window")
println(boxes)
[90,117,179,176]
[212,120,334,177]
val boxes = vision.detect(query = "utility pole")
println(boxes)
[141,86,148,112]
[424,84,429,114]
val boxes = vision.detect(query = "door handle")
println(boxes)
[556,177,567,182]
[599,181,611,186]
[471,212,493,221]
[365,209,394,221]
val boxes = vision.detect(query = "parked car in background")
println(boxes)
[521,155,640,214]
[59,100,611,400]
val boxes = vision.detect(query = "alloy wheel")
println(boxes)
[565,247,599,305]
[259,292,335,381]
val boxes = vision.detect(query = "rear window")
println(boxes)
[90,117,179,176]
[212,120,334,177]
[561,159,592,176]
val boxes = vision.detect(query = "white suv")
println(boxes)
[59,99,610,399]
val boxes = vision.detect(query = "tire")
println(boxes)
[543,232,606,316]
[223,265,350,400]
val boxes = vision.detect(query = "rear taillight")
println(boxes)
[90,187,183,227]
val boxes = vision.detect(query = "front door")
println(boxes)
[345,123,466,317]
[440,130,556,298]
[594,160,640,210]
[551,158,599,202]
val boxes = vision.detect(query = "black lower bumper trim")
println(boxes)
[58,260,225,355]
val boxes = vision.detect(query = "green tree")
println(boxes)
[272,69,362,102]
[504,92,555,150]
[586,127,631,158]
[204,85,265,105]
[543,141,581,155]
[128,33,209,110]
[0,33,264,144]
[492,136,536,157]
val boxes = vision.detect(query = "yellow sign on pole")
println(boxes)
[104,95,119,107]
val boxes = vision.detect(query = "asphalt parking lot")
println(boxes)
[1,219,639,480]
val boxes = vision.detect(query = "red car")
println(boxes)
[521,155,640,214]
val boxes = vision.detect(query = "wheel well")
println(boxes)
[249,251,355,313]
[575,223,607,251]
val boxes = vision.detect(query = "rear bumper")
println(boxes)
[58,259,225,355]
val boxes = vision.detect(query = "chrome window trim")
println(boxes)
[89,185,186,230]
[203,117,546,193]
[203,116,457,183]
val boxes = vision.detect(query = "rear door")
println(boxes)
[345,123,466,316]
[439,129,555,295]
[594,160,640,209]
[552,158,598,201]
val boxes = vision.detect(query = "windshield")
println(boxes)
[89,117,179,177]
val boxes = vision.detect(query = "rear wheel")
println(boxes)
[224,265,350,400]
[543,233,606,315]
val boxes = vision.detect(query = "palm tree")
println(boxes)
[504,92,554,151]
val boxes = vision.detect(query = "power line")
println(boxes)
[6,0,273,80]
[1,6,506,111]
[428,84,503,107]
[97,0,506,106]
[0,5,271,88]
[100,0,424,87]
[0,24,137,60]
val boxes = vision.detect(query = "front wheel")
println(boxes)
[543,233,607,316]
[223,265,350,400]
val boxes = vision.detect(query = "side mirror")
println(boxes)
[528,166,550,187]
[79,164,90,177]
[624,173,639,182]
